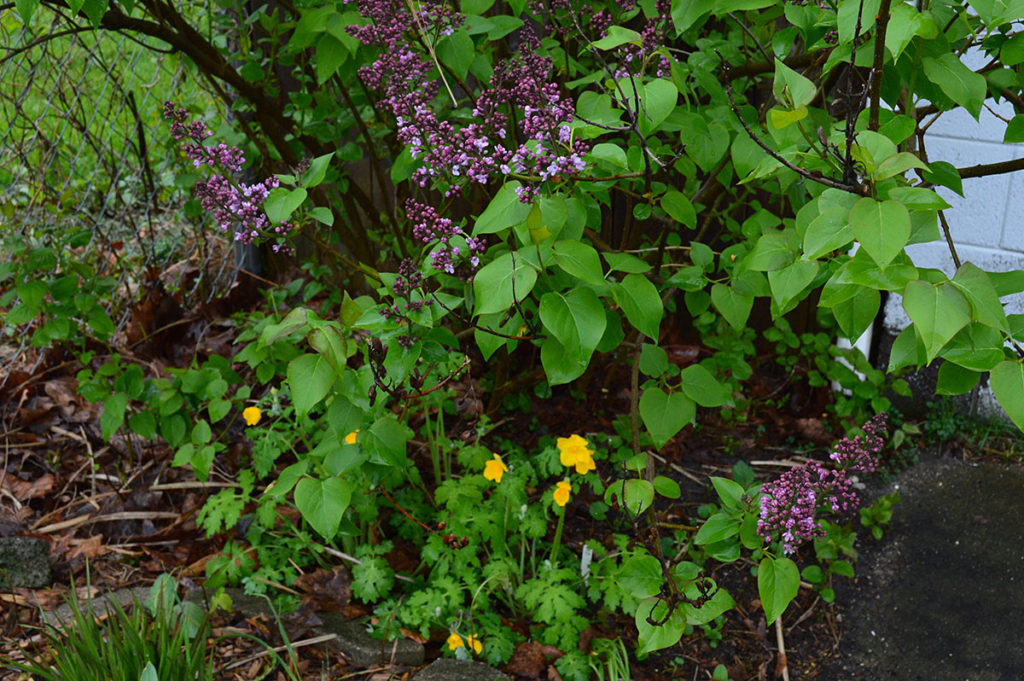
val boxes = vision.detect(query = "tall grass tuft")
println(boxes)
[5,574,213,681]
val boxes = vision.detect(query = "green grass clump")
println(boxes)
[6,576,213,681]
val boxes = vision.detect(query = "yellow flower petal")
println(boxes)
[242,407,261,426]
[447,632,464,651]
[574,451,596,475]
[467,634,483,654]
[553,480,572,507]
[557,434,593,470]
[345,430,360,444]
[483,454,508,483]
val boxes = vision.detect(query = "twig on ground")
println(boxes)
[34,511,179,534]
[775,616,790,681]
[220,633,339,671]
[148,480,239,490]
[788,595,821,632]
[648,451,704,484]
[320,545,415,584]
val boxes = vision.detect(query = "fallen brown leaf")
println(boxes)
[507,641,547,679]
[294,566,352,612]
[43,377,79,408]
[67,535,107,561]
[795,417,833,445]
[666,344,701,366]
[2,473,55,501]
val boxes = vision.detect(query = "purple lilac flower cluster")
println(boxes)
[348,0,488,196]
[163,102,296,254]
[163,102,244,173]
[349,0,588,202]
[392,257,425,300]
[614,0,673,79]
[405,199,486,279]
[829,412,886,473]
[590,10,613,37]
[381,258,430,347]
[531,0,636,23]
[476,28,588,203]
[758,413,888,554]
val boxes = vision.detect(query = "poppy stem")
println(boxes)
[549,506,566,564]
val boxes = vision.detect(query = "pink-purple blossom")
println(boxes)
[349,1,588,202]
[163,102,297,254]
[163,102,245,173]
[758,413,888,554]
[405,199,486,279]
[612,1,673,79]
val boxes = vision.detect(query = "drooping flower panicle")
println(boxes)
[758,413,888,554]
[349,1,588,204]
[163,102,297,254]
[404,199,487,280]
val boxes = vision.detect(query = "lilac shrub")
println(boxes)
[163,102,296,254]
[757,413,888,554]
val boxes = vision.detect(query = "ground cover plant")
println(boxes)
[5,0,1024,677]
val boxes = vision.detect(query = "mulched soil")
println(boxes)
[3,274,1005,681]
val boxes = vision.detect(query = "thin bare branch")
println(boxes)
[868,0,893,130]
[719,53,866,195]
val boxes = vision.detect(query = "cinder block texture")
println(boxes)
[997,171,1024,251]
[925,138,1017,249]
[927,97,1014,143]
[884,243,1024,331]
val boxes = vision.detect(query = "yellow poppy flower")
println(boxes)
[556,434,595,475]
[466,634,483,654]
[572,450,596,475]
[447,632,464,651]
[242,407,261,426]
[345,430,360,444]
[483,454,508,483]
[553,480,572,507]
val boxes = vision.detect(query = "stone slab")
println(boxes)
[315,610,425,667]
[411,658,509,681]
[41,586,152,628]
[0,537,51,589]
[186,587,426,668]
